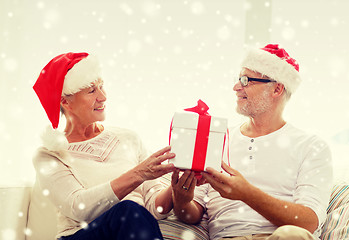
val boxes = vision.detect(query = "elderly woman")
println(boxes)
[33,52,175,240]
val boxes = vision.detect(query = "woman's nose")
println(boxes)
[97,88,107,102]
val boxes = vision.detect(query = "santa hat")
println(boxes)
[33,52,102,129]
[241,44,301,94]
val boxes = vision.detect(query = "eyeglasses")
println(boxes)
[238,76,275,87]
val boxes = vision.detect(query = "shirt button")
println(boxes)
[251,139,254,143]
[249,156,253,160]
[249,146,252,150]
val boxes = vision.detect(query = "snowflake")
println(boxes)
[37,2,45,9]
[127,40,142,55]
[24,228,32,236]
[42,189,50,196]
[282,27,296,41]
[157,206,164,213]
[301,20,310,28]
[142,1,161,17]
[78,203,85,210]
[3,58,18,72]
[120,3,133,15]
[191,1,205,15]
[332,213,340,220]
[181,229,195,240]
[80,221,88,229]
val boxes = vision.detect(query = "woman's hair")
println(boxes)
[60,105,65,115]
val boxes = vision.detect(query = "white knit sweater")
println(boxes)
[33,126,168,238]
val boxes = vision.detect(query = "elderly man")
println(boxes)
[171,44,333,240]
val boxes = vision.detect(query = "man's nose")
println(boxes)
[233,81,243,91]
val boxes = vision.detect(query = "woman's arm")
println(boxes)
[34,149,119,222]
[110,146,175,200]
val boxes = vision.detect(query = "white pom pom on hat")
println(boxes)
[241,44,301,94]
[41,125,69,153]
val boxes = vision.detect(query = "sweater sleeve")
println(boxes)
[142,179,171,220]
[33,148,119,223]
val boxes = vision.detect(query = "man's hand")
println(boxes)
[202,162,318,233]
[201,161,252,201]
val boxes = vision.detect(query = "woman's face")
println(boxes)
[64,79,107,126]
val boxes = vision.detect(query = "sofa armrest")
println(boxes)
[320,183,349,239]
[0,186,32,240]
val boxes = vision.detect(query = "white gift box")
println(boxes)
[169,111,227,172]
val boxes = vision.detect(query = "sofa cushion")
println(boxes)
[26,178,57,240]
[0,186,31,240]
[320,184,349,239]
[159,214,209,240]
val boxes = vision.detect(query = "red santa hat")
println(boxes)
[33,52,102,129]
[241,44,301,94]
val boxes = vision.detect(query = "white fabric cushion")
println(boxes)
[26,178,57,240]
[0,186,31,240]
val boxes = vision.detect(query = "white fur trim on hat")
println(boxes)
[241,48,301,94]
[62,54,102,96]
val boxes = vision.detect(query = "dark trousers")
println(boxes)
[60,200,163,240]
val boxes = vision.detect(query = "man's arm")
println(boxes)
[171,169,205,224]
[202,162,318,233]
[242,182,318,232]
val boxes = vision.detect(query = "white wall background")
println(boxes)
[0,0,348,186]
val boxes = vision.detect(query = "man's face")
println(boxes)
[233,68,274,118]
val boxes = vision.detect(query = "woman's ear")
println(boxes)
[273,83,285,98]
[60,96,70,112]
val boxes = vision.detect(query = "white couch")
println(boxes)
[1,174,349,240]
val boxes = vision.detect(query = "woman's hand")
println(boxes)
[135,146,176,181]
[171,169,205,224]
[171,169,197,205]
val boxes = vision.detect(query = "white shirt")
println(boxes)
[194,123,333,240]
[33,127,167,238]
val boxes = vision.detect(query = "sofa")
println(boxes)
[1,173,349,240]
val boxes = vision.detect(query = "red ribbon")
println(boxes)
[184,100,211,172]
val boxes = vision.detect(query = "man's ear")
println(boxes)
[272,83,285,98]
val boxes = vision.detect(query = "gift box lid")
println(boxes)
[171,112,227,133]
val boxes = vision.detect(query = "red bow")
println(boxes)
[184,99,210,116]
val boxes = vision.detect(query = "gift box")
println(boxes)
[169,100,228,172]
